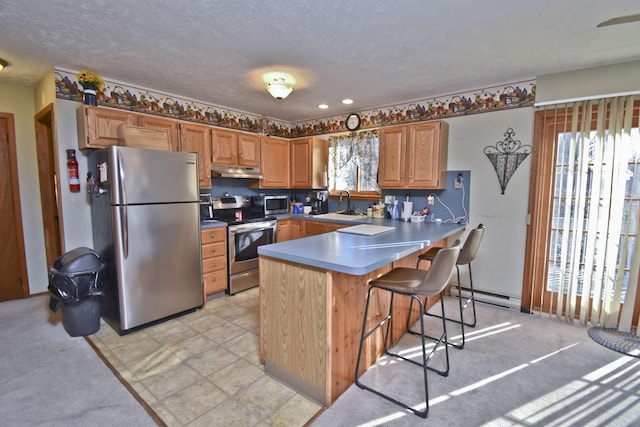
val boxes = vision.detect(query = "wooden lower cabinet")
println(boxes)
[201,228,228,295]
[278,219,348,241]
[260,248,431,406]
[303,221,327,237]
[276,219,303,241]
[276,220,290,242]
[304,220,347,237]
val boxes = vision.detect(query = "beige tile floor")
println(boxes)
[88,288,322,426]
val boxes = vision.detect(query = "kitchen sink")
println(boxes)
[312,212,366,221]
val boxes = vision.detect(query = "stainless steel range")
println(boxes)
[211,195,277,295]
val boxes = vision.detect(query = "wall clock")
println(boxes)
[346,113,361,131]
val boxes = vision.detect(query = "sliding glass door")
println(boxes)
[523,97,640,332]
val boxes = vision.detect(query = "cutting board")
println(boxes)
[336,224,395,236]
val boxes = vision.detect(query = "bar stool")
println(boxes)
[412,224,485,349]
[354,241,461,418]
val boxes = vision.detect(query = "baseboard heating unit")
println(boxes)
[450,285,522,311]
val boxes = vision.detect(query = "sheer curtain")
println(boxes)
[536,96,640,333]
[327,130,379,192]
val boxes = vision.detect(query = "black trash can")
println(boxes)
[48,247,105,337]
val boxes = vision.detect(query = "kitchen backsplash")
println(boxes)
[204,170,470,222]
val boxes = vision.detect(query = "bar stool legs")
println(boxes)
[410,224,485,350]
[354,242,460,418]
[355,288,450,418]
[408,263,474,349]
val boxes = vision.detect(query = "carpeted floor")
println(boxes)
[311,299,640,426]
[0,295,157,426]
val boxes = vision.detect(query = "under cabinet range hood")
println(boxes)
[211,164,263,179]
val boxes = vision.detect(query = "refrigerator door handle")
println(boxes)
[117,150,126,205]
[121,206,129,259]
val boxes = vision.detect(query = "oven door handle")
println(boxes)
[230,225,275,235]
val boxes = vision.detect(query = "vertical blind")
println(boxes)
[539,95,640,333]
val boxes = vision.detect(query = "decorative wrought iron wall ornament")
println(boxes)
[484,128,531,194]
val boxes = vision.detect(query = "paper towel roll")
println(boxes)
[401,201,413,219]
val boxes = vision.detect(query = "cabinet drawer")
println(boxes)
[201,228,226,244]
[202,255,227,274]
[204,270,227,294]
[202,241,226,260]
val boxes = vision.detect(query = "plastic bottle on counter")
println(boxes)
[391,200,399,220]
[367,206,373,217]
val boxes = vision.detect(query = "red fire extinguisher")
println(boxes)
[66,149,81,192]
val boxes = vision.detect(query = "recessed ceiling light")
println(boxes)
[342,99,353,105]
[318,104,329,109]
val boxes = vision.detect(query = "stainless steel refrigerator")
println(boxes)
[89,146,203,334]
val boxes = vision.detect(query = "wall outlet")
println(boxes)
[454,173,463,189]
[427,195,435,205]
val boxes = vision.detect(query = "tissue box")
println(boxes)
[410,215,425,222]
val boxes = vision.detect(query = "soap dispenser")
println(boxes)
[391,200,399,220]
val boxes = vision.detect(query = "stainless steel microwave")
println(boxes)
[251,195,289,215]
[199,194,214,220]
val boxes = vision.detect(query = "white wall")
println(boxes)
[54,99,94,250]
[0,83,48,294]
[536,59,640,104]
[446,107,534,303]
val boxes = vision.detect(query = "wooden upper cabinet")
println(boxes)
[212,129,260,167]
[378,126,406,187]
[77,106,135,149]
[211,128,237,165]
[180,122,212,189]
[379,121,449,189]
[237,133,260,167]
[290,137,327,189]
[408,121,448,188]
[137,115,179,151]
[258,137,290,188]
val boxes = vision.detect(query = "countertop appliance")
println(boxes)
[89,146,203,334]
[211,195,277,294]
[199,193,214,221]
[251,194,289,216]
[308,190,329,215]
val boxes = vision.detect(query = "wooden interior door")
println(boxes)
[35,104,64,269]
[0,113,29,301]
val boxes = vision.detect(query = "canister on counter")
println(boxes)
[372,203,385,218]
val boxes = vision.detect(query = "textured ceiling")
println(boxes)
[1,0,639,122]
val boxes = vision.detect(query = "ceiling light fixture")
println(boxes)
[318,104,329,109]
[266,77,294,99]
[0,58,7,71]
[342,98,353,105]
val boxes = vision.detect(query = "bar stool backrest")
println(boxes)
[416,240,461,297]
[457,224,485,266]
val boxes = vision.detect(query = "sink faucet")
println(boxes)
[339,189,352,214]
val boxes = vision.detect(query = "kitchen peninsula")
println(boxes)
[258,219,464,406]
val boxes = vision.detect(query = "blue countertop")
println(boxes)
[200,220,227,229]
[258,220,465,276]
